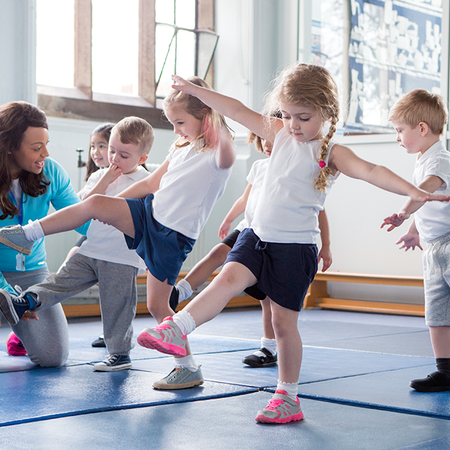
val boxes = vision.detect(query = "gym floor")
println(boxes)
[0,307,448,450]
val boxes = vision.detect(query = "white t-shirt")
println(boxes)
[152,141,233,240]
[77,166,148,270]
[251,128,338,244]
[413,140,450,242]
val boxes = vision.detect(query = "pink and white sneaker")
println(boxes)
[6,332,27,357]
[137,316,187,357]
[255,390,304,424]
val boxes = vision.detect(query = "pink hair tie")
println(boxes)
[319,161,326,168]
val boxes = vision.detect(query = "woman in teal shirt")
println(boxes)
[0,101,87,366]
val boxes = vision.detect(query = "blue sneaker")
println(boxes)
[0,288,36,325]
[0,225,34,255]
[92,354,132,372]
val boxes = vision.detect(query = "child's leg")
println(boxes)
[97,261,139,356]
[270,300,301,385]
[181,261,258,328]
[183,243,232,293]
[243,297,278,368]
[430,326,450,358]
[38,195,135,238]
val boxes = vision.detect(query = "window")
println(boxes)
[36,0,216,128]
[299,0,447,134]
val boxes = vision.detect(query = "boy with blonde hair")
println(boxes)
[0,116,154,371]
[382,89,450,391]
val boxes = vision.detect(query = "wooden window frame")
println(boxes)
[37,0,214,129]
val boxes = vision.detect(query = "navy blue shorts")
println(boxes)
[124,195,195,285]
[225,228,318,311]
[221,228,266,301]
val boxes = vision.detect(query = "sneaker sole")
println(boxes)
[0,291,20,325]
[137,329,186,357]
[255,410,304,424]
[0,236,32,255]
[243,360,277,368]
[93,363,132,372]
[410,382,450,392]
[153,378,204,390]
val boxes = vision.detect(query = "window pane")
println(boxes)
[155,24,177,83]
[156,0,175,24]
[36,0,74,88]
[92,0,139,96]
[198,32,219,79]
[175,0,196,29]
[176,30,196,77]
[156,34,176,99]
[309,0,443,132]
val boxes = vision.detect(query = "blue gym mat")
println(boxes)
[0,364,257,427]
[1,392,450,450]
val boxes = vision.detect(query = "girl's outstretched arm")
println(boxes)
[116,160,169,199]
[171,75,283,144]
[329,144,450,203]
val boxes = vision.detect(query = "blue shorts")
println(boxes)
[225,228,318,311]
[221,228,266,301]
[125,195,195,285]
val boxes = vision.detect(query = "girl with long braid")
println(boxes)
[135,63,450,424]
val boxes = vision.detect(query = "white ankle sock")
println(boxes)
[254,337,277,357]
[173,310,196,336]
[22,220,45,241]
[174,354,198,372]
[277,381,298,400]
[176,279,193,302]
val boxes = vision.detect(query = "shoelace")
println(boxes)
[13,285,30,305]
[266,398,286,411]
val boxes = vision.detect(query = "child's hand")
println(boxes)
[318,246,332,272]
[411,189,450,203]
[396,232,423,251]
[381,213,410,232]
[171,75,196,95]
[218,220,232,240]
[103,164,123,184]
[21,310,39,321]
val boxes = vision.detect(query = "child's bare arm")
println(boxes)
[330,145,450,203]
[318,209,332,272]
[218,183,252,239]
[116,160,169,199]
[83,165,122,200]
[216,127,236,170]
[171,75,283,144]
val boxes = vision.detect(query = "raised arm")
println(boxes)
[216,126,236,170]
[218,183,252,239]
[116,160,169,199]
[171,75,283,144]
[329,144,450,203]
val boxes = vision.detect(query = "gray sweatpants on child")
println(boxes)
[26,253,139,356]
[4,268,69,367]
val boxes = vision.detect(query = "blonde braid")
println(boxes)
[315,116,337,192]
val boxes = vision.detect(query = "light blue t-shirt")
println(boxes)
[0,158,88,294]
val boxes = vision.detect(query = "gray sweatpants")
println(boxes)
[4,268,69,367]
[27,253,139,356]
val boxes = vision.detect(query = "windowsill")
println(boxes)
[37,85,172,130]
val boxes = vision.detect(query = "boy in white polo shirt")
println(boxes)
[382,89,450,392]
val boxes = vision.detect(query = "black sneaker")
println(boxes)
[91,336,106,347]
[410,371,450,392]
[0,288,35,325]
[243,347,277,368]
[92,354,132,372]
[169,286,180,311]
